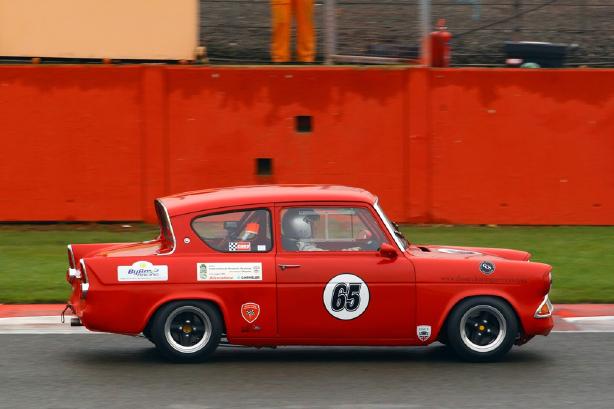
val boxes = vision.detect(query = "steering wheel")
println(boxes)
[355,229,380,251]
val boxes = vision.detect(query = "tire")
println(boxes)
[150,300,222,362]
[446,297,518,362]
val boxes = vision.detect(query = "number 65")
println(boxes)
[331,283,362,312]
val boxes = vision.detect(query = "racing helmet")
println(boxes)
[282,209,319,239]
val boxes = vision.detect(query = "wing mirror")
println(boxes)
[378,243,398,259]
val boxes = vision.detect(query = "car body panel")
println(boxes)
[66,185,553,347]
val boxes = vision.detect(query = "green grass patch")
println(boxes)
[404,226,614,303]
[0,224,159,303]
[0,224,612,303]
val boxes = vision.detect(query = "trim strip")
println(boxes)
[373,199,406,252]
[67,244,76,268]
[157,200,177,256]
[79,259,89,299]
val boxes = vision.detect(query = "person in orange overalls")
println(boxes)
[270,0,315,63]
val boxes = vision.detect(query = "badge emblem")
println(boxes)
[417,325,431,341]
[479,261,496,275]
[241,303,260,323]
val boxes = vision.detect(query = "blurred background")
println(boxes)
[0,0,612,305]
[201,0,614,66]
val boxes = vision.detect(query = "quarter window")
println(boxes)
[192,209,272,253]
[280,207,388,252]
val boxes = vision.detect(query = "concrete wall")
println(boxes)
[1,65,612,224]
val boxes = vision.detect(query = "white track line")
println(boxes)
[0,316,92,334]
[557,315,614,332]
[564,315,614,322]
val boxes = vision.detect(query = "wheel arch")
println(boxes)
[142,293,229,335]
[435,293,523,342]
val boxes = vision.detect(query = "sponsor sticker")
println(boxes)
[257,244,267,252]
[417,325,431,341]
[322,273,370,320]
[241,303,261,323]
[479,261,496,275]
[117,261,168,281]
[229,241,251,252]
[196,262,262,281]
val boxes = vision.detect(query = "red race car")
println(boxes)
[65,185,553,362]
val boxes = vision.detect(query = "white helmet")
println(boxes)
[282,209,319,239]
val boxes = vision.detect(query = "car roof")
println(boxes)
[158,185,377,217]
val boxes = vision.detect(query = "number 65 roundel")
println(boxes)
[323,274,370,320]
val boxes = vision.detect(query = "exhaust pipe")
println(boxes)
[70,317,83,327]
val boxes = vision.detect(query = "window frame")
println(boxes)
[190,207,274,254]
[276,202,393,254]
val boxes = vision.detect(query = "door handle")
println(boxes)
[279,264,301,271]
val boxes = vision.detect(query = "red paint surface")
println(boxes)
[2,304,610,319]
[62,189,553,346]
[1,65,613,224]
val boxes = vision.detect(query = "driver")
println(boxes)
[282,209,361,251]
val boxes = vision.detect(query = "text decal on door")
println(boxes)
[323,273,370,320]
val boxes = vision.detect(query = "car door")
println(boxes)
[274,202,416,342]
[186,206,277,340]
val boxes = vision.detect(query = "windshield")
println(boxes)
[374,201,410,250]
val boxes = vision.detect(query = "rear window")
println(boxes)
[192,208,272,253]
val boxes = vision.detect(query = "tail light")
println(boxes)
[66,245,80,283]
[534,295,553,318]
[79,259,90,299]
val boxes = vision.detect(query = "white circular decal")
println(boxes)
[323,274,370,320]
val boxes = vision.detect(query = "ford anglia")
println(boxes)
[65,185,553,362]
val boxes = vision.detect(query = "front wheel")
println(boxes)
[446,297,518,362]
[150,301,222,362]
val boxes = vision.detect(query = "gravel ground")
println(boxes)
[200,0,614,66]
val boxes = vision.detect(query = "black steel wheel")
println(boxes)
[446,297,518,362]
[150,301,222,362]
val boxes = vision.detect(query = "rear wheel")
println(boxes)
[446,297,518,362]
[150,301,222,362]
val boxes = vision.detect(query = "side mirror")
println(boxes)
[378,243,398,259]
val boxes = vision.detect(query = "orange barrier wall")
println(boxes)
[425,69,614,225]
[1,66,613,224]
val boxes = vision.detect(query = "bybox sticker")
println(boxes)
[117,261,168,281]
[197,262,263,281]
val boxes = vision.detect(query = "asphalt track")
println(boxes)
[1,333,613,409]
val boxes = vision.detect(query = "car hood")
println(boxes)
[410,244,531,261]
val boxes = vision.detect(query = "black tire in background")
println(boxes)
[150,300,223,362]
[446,297,519,362]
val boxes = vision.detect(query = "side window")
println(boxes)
[192,209,272,253]
[280,207,388,252]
